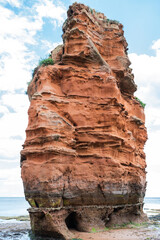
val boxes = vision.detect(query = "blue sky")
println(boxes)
[0,0,160,197]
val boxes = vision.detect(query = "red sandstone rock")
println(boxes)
[21,3,147,239]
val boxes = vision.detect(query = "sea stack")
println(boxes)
[21,3,147,239]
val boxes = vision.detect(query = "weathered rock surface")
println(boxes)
[21,3,147,239]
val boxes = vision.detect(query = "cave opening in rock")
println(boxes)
[20,154,26,164]
[34,200,39,208]
[65,212,78,230]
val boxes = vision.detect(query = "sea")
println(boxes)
[0,197,160,239]
[0,197,160,217]
[144,197,160,209]
[0,197,29,217]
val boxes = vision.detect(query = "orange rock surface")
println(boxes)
[21,3,147,239]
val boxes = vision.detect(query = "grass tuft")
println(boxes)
[39,58,54,66]
[91,227,97,233]
[27,56,54,87]
[135,97,146,108]
[106,18,120,24]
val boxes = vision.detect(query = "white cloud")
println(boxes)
[146,130,160,165]
[41,40,63,54]
[1,93,29,112]
[0,6,40,91]
[129,38,160,197]
[0,6,42,40]
[0,0,66,196]
[129,54,160,87]
[35,0,66,26]
[0,93,29,160]
[0,1,66,91]
[145,107,160,129]
[0,106,9,115]
[0,0,22,8]
[0,168,24,197]
[0,111,28,159]
[152,39,160,49]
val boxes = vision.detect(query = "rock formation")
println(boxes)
[21,3,147,239]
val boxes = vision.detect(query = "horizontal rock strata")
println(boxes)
[21,3,147,239]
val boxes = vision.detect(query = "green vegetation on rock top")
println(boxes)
[135,96,146,108]
[106,18,120,24]
[39,58,54,66]
[27,56,54,86]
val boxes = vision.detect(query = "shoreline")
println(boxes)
[0,215,30,221]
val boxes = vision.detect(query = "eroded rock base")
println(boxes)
[29,204,147,239]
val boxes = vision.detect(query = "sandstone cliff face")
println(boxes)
[21,3,147,239]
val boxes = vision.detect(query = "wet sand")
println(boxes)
[72,225,160,240]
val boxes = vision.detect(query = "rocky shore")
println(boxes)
[0,213,160,240]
